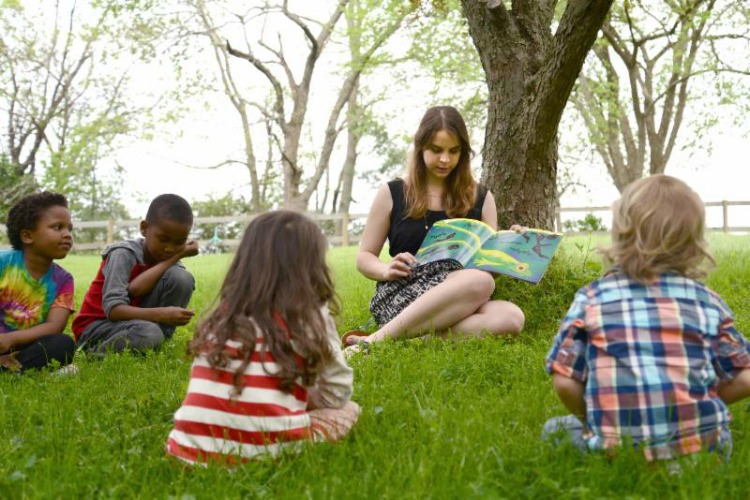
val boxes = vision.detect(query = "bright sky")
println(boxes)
[114,105,750,231]
[557,131,750,230]
[7,0,747,233]
[100,1,750,231]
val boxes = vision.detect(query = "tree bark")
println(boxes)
[461,0,613,229]
[336,78,360,236]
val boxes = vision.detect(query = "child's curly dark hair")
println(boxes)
[6,191,69,250]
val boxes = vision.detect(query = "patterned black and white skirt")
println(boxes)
[369,259,463,326]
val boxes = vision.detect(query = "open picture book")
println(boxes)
[414,218,564,284]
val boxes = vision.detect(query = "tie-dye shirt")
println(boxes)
[0,249,75,334]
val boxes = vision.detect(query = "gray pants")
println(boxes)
[542,414,733,463]
[79,266,194,356]
[541,415,588,452]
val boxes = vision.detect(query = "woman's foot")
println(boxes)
[343,340,370,360]
[341,330,369,348]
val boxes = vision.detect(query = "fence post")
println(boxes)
[107,219,115,244]
[555,210,562,233]
[722,200,729,233]
[341,212,349,247]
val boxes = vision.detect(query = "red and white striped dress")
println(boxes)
[166,307,354,465]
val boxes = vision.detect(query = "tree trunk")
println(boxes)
[574,1,716,192]
[336,79,361,237]
[195,0,263,209]
[461,0,613,230]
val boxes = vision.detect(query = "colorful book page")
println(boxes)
[470,230,563,283]
[415,218,563,284]
[415,218,494,267]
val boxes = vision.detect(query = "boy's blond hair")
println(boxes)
[604,174,714,282]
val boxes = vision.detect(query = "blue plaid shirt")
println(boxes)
[546,270,750,460]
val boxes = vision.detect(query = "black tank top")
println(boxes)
[386,179,488,257]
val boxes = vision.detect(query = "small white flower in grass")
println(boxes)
[419,408,436,419]
[9,471,26,481]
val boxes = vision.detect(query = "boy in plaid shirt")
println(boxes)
[544,174,750,461]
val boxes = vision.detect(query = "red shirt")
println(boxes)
[71,259,150,340]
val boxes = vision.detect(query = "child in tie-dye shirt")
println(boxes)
[0,192,76,373]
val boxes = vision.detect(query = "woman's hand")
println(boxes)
[382,252,417,281]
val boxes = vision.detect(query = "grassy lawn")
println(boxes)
[2,234,750,498]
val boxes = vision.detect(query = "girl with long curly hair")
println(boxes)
[167,211,360,465]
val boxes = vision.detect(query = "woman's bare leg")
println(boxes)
[348,269,524,344]
[438,299,524,340]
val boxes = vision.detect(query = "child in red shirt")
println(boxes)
[73,194,198,356]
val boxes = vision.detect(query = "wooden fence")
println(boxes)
[2,201,749,252]
[557,201,750,234]
[56,212,370,251]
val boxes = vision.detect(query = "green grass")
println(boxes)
[2,235,750,498]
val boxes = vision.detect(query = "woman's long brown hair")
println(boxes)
[404,105,477,219]
[190,210,339,396]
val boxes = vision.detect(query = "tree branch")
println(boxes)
[631,0,710,47]
[486,0,512,30]
[300,4,409,202]
[226,40,287,136]
[513,0,556,38]
[258,35,298,92]
[281,0,319,49]
[534,0,614,147]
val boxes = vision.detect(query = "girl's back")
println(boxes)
[167,308,347,465]
[166,211,360,466]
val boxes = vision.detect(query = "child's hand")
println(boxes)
[181,240,200,258]
[0,352,21,372]
[0,333,17,353]
[159,307,195,325]
[509,224,528,233]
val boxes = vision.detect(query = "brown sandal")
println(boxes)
[340,330,368,349]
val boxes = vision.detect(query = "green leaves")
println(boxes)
[0,0,180,220]
[0,0,22,10]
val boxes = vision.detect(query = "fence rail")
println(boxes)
[557,201,750,234]
[41,213,370,252]
[56,212,370,251]
[1,200,749,252]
